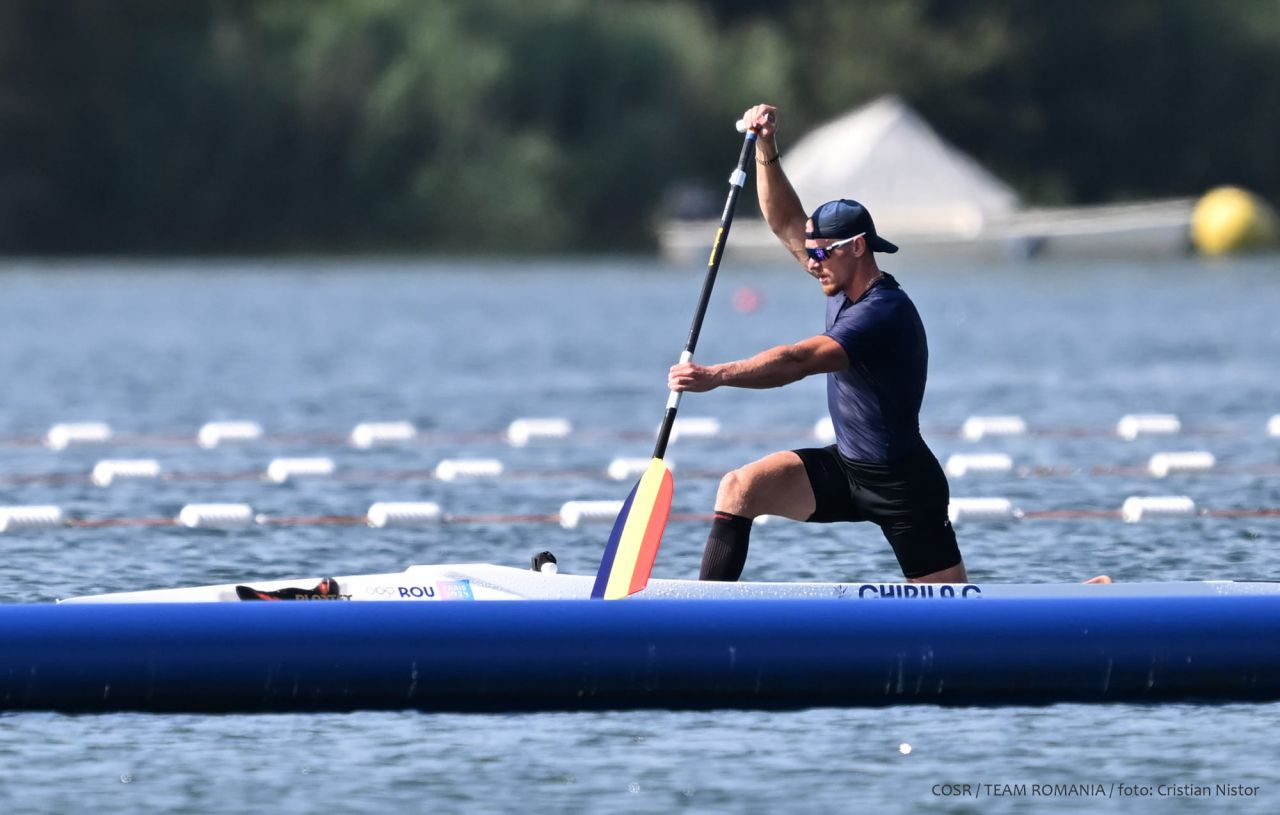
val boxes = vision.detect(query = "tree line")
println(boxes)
[2,0,1277,254]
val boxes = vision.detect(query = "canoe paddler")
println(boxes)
[668,103,967,585]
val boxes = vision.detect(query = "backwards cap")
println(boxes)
[808,199,898,253]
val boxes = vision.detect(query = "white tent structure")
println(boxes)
[782,95,1019,237]
[659,96,1192,262]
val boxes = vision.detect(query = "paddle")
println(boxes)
[591,122,760,599]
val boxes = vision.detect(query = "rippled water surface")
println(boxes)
[0,255,1278,812]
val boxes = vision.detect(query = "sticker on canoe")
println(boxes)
[364,580,476,601]
[856,584,982,599]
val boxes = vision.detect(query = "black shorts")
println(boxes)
[793,444,961,579]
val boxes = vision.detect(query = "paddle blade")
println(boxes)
[591,458,674,599]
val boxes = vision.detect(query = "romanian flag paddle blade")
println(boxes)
[591,458,674,599]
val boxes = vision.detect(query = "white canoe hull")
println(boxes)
[59,563,1280,603]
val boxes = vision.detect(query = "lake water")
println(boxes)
[0,255,1278,812]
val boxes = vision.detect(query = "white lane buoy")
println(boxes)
[948,497,1020,524]
[45,422,112,450]
[814,417,836,443]
[265,457,336,484]
[351,421,417,449]
[366,502,443,528]
[0,506,64,533]
[606,457,673,481]
[507,418,572,447]
[1147,451,1216,478]
[960,416,1027,442]
[1116,413,1181,440]
[197,421,263,449]
[1267,415,1280,437]
[559,500,624,530]
[177,503,254,529]
[607,458,650,481]
[668,417,722,442]
[1121,496,1197,522]
[91,459,162,487]
[434,458,504,481]
[944,453,1014,478]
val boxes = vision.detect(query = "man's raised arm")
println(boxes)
[742,104,808,267]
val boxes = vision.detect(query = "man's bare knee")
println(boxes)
[716,468,755,516]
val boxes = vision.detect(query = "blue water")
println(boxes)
[0,255,1279,812]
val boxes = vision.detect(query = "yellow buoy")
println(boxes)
[1190,186,1279,255]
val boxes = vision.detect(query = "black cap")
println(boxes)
[807,199,898,253]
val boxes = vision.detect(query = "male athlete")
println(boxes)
[668,103,967,584]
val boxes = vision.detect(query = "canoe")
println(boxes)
[58,561,1280,603]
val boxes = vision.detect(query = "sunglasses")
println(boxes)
[805,232,864,262]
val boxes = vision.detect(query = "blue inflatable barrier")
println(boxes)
[1,597,1278,712]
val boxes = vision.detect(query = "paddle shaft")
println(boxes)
[652,130,757,460]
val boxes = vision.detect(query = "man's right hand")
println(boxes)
[669,361,721,393]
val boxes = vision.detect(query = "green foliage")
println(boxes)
[2,0,1279,252]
